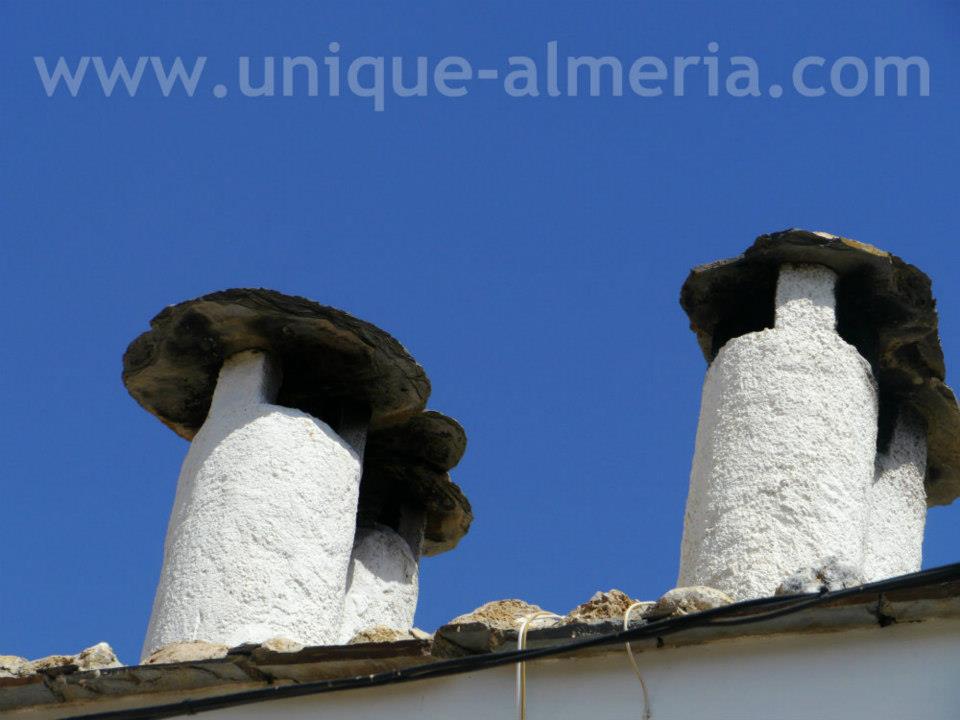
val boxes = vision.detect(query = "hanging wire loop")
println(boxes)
[624,601,653,720]
[515,612,563,720]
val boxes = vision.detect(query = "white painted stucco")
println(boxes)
[339,524,420,642]
[679,264,879,600]
[864,412,927,581]
[142,350,362,659]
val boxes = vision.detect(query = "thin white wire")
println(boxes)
[623,601,652,720]
[515,611,563,720]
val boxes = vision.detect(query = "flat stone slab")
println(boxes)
[366,410,467,471]
[358,410,473,556]
[647,586,733,619]
[361,412,472,556]
[680,229,960,506]
[432,592,653,657]
[123,289,431,439]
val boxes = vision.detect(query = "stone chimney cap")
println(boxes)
[122,288,430,439]
[362,411,472,556]
[366,409,467,470]
[680,228,960,507]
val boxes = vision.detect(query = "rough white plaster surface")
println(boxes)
[863,413,927,581]
[679,264,878,600]
[338,524,419,643]
[142,350,361,660]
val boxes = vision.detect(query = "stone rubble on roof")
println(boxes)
[257,637,306,654]
[647,586,733,620]
[0,657,29,680]
[429,584,744,657]
[431,599,550,657]
[143,641,230,665]
[446,599,548,629]
[348,627,432,645]
[431,591,662,658]
[2,578,958,716]
[142,637,314,667]
[0,575,858,680]
[565,589,645,623]
[0,642,121,679]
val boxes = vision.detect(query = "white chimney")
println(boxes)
[679,263,877,599]
[677,230,960,600]
[340,411,470,643]
[143,349,361,654]
[123,289,471,658]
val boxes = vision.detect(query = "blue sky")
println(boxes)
[1,1,958,664]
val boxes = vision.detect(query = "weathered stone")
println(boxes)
[0,656,30,678]
[447,599,547,629]
[257,637,305,654]
[648,587,734,619]
[27,654,76,674]
[776,557,864,595]
[75,643,122,671]
[143,641,230,665]
[347,627,431,645]
[680,229,960,506]
[433,599,555,657]
[359,410,472,556]
[122,288,431,439]
[242,636,433,681]
[565,590,649,623]
[366,411,467,471]
[359,462,472,557]
[25,643,121,676]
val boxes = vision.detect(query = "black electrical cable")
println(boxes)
[66,562,960,720]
